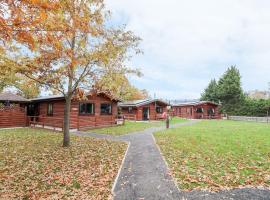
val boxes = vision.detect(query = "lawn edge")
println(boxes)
[111,141,131,197]
[151,133,183,195]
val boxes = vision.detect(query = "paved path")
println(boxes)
[74,121,270,200]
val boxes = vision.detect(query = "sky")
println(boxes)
[105,0,270,100]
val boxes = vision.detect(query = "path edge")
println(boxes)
[151,133,184,197]
[111,141,131,198]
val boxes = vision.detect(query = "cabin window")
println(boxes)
[47,103,53,116]
[196,107,203,113]
[128,107,133,113]
[156,107,163,113]
[79,103,94,115]
[100,103,112,115]
[208,108,215,115]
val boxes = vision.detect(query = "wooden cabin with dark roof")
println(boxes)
[28,91,120,130]
[172,101,221,119]
[0,91,120,130]
[118,99,169,121]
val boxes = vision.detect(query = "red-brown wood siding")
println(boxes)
[35,94,118,129]
[172,103,221,119]
[121,102,167,121]
[0,105,27,128]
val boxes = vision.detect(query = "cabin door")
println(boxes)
[27,103,39,117]
[143,107,149,120]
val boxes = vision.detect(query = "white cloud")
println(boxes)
[105,0,270,99]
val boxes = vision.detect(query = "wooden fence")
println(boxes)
[28,115,124,132]
[28,116,64,131]
[77,116,120,131]
[0,106,27,128]
[122,114,137,121]
[228,116,270,123]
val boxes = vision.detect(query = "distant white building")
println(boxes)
[248,90,269,100]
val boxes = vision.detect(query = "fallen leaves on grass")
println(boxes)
[0,128,127,200]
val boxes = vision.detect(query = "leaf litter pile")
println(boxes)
[155,120,270,192]
[0,128,127,199]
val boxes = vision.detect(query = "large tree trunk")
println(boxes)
[63,95,72,147]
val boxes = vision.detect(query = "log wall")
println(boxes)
[35,94,118,129]
[0,105,27,128]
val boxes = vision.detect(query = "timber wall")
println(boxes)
[35,94,118,129]
[173,103,221,119]
[0,105,27,128]
[121,102,167,121]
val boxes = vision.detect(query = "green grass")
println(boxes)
[92,117,188,136]
[154,120,270,191]
[0,128,127,199]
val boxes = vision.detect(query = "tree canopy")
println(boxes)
[217,66,244,114]
[94,72,149,101]
[200,79,219,103]
[0,0,142,146]
[201,66,269,116]
[0,65,40,98]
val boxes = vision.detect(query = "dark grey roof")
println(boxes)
[119,99,169,107]
[0,92,29,102]
[30,91,120,102]
[172,101,220,107]
[31,95,64,102]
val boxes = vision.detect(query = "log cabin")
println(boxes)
[0,91,120,130]
[0,92,29,128]
[28,91,120,130]
[172,101,221,119]
[118,99,169,121]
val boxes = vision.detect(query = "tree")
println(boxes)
[15,77,41,99]
[217,66,244,114]
[95,72,149,101]
[1,0,141,147]
[0,66,17,92]
[200,79,219,103]
[0,60,40,98]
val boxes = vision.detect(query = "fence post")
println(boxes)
[267,109,269,123]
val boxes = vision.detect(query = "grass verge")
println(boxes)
[154,120,270,191]
[92,117,188,136]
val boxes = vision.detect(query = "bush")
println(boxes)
[234,98,270,117]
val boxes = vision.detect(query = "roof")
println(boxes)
[119,99,169,107]
[0,92,29,103]
[31,91,120,102]
[172,101,220,107]
[31,95,64,102]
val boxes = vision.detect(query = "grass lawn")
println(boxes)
[0,128,127,200]
[154,120,270,191]
[92,117,188,136]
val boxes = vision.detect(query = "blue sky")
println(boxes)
[105,0,270,99]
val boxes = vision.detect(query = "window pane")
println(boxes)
[101,104,112,114]
[47,103,53,115]
[86,103,93,114]
[156,107,163,113]
[79,103,94,114]
[79,103,86,114]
